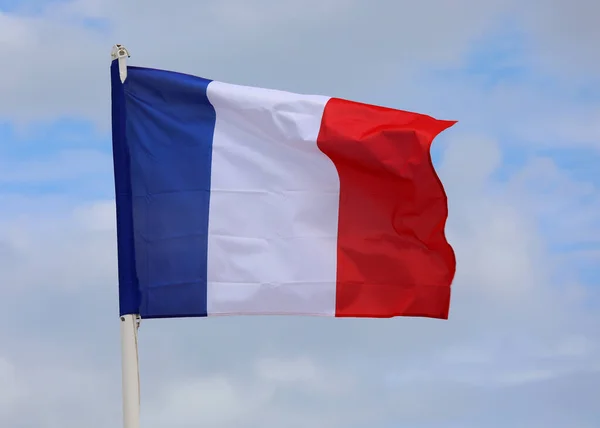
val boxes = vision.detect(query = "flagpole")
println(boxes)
[121,314,141,428]
[111,44,141,428]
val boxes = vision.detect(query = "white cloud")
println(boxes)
[1,0,599,426]
[0,0,509,125]
[0,357,26,414]
[0,133,598,426]
[519,0,600,79]
[146,376,270,428]
[0,149,112,183]
[0,197,117,293]
[440,136,546,300]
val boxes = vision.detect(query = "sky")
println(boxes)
[0,0,599,427]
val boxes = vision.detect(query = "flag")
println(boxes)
[111,61,456,320]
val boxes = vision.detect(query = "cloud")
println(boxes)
[518,0,600,79]
[0,0,511,125]
[0,357,25,414]
[1,0,598,122]
[0,132,598,427]
[0,149,111,183]
[0,0,599,427]
[0,196,117,293]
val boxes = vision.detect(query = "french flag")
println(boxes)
[111,61,456,320]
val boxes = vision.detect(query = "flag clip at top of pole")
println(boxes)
[111,44,130,83]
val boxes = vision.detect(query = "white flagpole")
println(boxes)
[121,315,140,428]
[120,314,141,428]
[111,44,140,428]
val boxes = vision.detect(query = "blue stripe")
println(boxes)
[111,60,141,316]
[123,66,216,318]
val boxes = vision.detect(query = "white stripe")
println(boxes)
[205,81,340,316]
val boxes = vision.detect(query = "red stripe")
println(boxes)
[317,98,456,319]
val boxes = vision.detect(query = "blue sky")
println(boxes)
[0,1,599,427]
